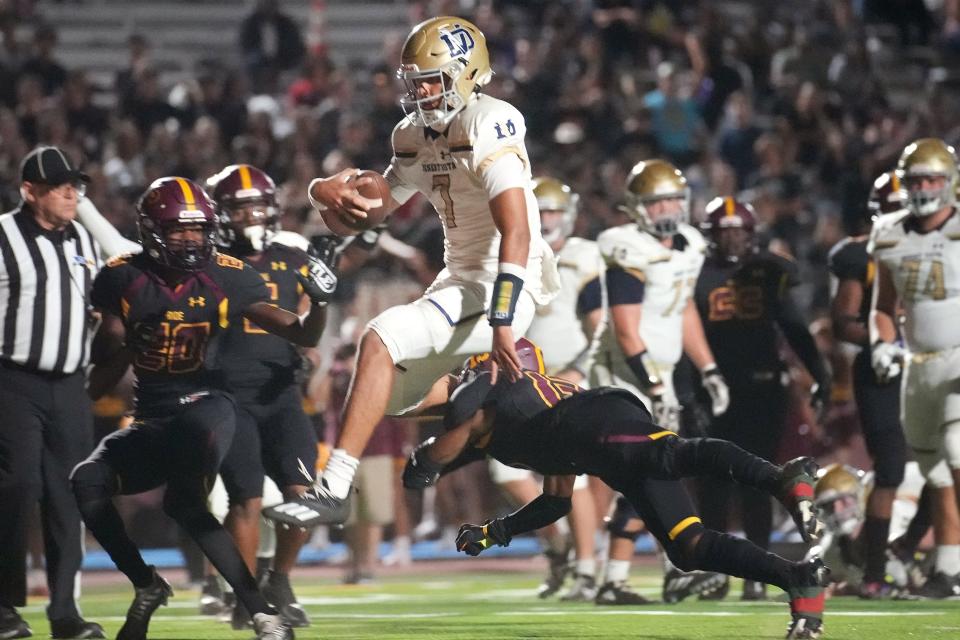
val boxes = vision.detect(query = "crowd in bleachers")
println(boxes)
[6,0,960,577]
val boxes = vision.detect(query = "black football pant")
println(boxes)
[697,379,787,551]
[71,392,272,617]
[0,367,92,619]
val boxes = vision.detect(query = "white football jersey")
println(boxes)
[525,238,604,371]
[384,94,550,300]
[869,209,960,352]
[596,223,707,366]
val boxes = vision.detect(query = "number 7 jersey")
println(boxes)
[384,94,550,301]
[869,209,960,352]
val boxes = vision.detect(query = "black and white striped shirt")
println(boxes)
[0,206,102,374]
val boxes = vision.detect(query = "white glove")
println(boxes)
[650,390,681,433]
[871,341,905,383]
[701,364,730,416]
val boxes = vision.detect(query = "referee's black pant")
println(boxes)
[0,365,93,619]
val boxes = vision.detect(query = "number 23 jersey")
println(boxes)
[869,209,960,352]
[90,252,270,408]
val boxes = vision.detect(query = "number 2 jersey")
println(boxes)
[216,242,310,396]
[90,252,270,411]
[868,209,960,353]
[384,93,553,303]
[693,249,801,384]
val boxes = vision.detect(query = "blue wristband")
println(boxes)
[489,272,524,326]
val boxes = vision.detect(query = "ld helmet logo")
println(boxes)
[440,26,475,58]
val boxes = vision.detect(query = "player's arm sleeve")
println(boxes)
[89,265,125,317]
[777,292,829,386]
[499,493,573,538]
[605,267,645,305]
[443,372,495,431]
[76,197,142,258]
[439,447,488,477]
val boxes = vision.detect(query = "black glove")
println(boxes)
[124,319,165,353]
[297,255,338,306]
[309,234,342,270]
[402,437,442,490]
[456,518,511,557]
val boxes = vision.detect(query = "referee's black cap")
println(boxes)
[20,146,90,186]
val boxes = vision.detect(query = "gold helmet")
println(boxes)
[621,159,690,237]
[533,176,579,244]
[397,16,492,129]
[896,138,959,217]
[814,463,866,536]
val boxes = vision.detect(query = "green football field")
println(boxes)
[19,565,960,639]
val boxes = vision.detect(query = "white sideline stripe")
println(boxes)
[494,610,948,618]
[93,612,456,622]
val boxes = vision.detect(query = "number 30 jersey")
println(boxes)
[595,223,707,366]
[869,209,960,352]
[384,94,550,302]
[90,252,270,410]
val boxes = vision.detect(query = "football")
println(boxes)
[319,170,392,237]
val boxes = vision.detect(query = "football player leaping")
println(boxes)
[588,160,731,604]
[869,138,960,598]
[266,16,558,525]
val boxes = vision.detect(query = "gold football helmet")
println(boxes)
[621,159,690,237]
[397,16,492,129]
[533,176,579,244]
[814,464,866,537]
[896,138,959,217]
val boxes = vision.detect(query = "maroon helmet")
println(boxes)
[867,171,905,218]
[137,177,217,271]
[463,337,547,376]
[701,196,758,263]
[207,164,279,254]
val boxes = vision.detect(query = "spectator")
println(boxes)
[643,62,706,167]
[19,24,66,96]
[239,0,306,94]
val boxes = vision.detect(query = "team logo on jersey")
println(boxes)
[166,310,185,321]
[271,261,287,271]
[188,296,205,308]
[439,26,475,58]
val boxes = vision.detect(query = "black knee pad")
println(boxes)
[605,496,642,541]
[666,517,706,572]
[70,460,117,504]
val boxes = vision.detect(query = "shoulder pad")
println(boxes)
[867,210,910,254]
[677,223,707,252]
[391,118,420,158]
[270,230,311,252]
[216,253,245,269]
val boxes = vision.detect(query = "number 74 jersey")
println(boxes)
[869,209,960,352]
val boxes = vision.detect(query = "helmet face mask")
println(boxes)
[397,17,492,129]
[209,164,279,254]
[533,176,578,244]
[896,138,959,218]
[137,177,217,272]
[621,160,690,238]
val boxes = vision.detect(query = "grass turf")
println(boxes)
[20,566,960,639]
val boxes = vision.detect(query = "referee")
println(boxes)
[0,147,104,639]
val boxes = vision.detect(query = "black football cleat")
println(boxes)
[262,481,351,528]
[537,547,571,599]
[49,617,104,640]
[662,569,728,604]
[595,581,654,605]
[916,572,960,599]
[199,575,228,616]
[785,557,830,640]
[697,575,730,601]
[0,606,30,640]
[117,568,173,640]
[260,570,310,628]
[741,579,767,601]
[560,574,597,602]
[778,457,823,543]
